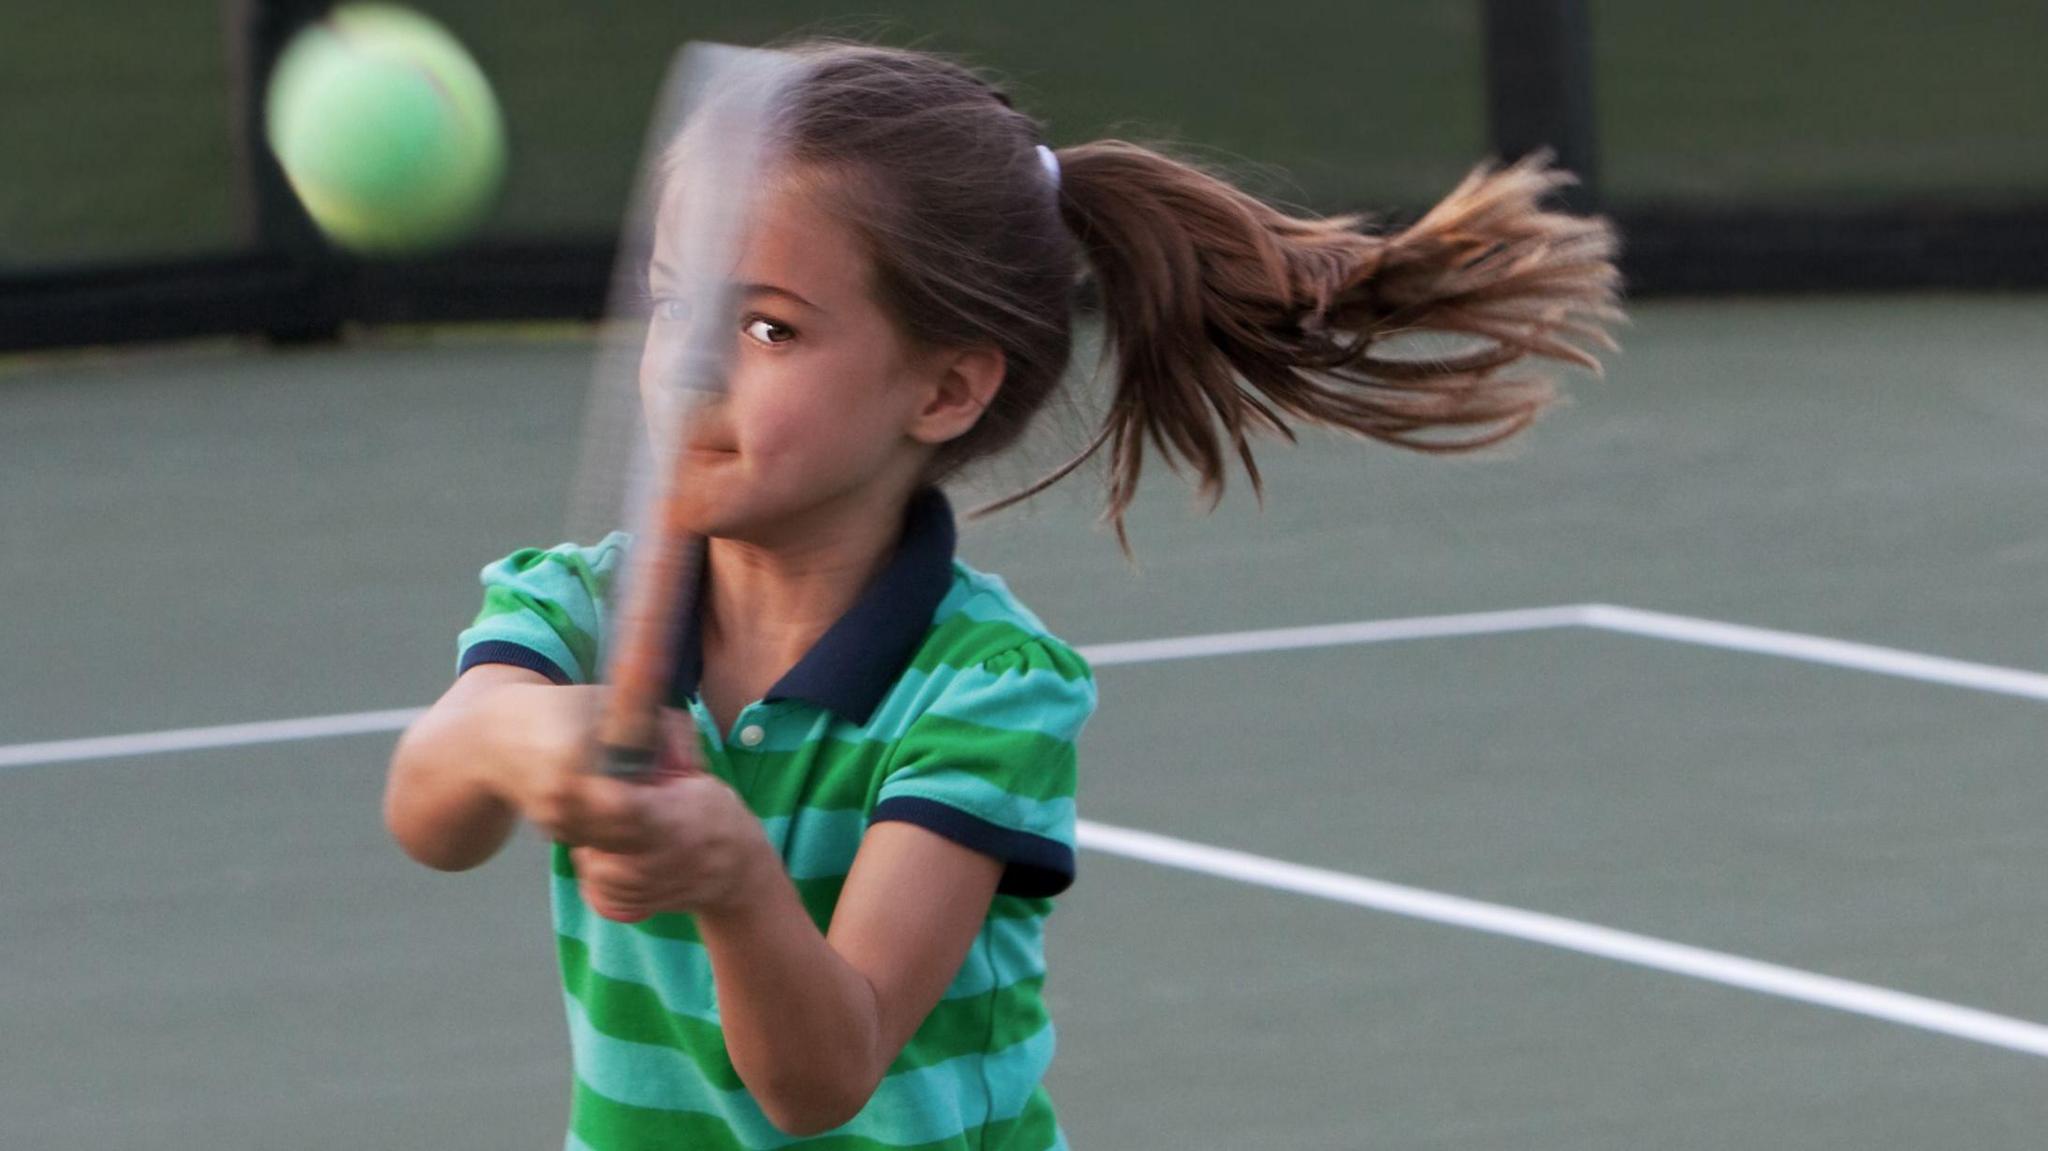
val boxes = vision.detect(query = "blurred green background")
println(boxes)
[5,0,2044,269]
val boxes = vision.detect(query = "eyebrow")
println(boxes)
[739,282,821,312]
[646,263,822,314]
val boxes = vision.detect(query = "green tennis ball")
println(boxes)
[264,4,505,254]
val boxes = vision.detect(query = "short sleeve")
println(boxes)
[871,640,1095,898]
[454,534,628,686]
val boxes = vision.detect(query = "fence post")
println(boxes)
[1480,0,1600,213]
[227,0,345,341]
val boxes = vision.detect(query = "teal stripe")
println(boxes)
[942,912,1047,1000]
[461,534,627,683]
[458,614,585,685]
[557,875,720,1023]
[565,993,1056,1147]
[560,872,1045,1005]
[565,1132,600,1151]
[760,807,868,881]
[945,565,1051,632]
[569,1079,1063,1151]
[877,772,1076,842]
[930,574,975,623]
[920,664,1093,740]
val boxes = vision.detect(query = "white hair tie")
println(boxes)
[1035,144,1061,189]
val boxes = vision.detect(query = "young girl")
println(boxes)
[383,41,1619,1151]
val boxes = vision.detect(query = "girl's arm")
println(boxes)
[703,822,1002,1135]
[574,803,1002,1136]
[383,664,578,871]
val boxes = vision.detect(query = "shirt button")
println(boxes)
[737,724,766,748]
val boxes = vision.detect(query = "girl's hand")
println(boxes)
[487,699,769,923]
[572,769,776,923]
[478,682,604,834]
[485,688,709,853]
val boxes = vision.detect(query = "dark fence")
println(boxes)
[3,0,2042,352]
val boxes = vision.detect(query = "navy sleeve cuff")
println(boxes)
[870,796,1076,898]
[458,640,573,686]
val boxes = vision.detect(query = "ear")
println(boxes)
[906,344,1005,447]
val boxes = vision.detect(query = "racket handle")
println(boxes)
[594,739,659,780]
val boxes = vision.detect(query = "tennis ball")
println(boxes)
[264,4,505,254]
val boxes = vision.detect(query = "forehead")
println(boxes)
[652,167,872,306]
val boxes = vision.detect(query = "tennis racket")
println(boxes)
[567,43,798,776]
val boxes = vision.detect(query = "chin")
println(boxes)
[673,486,800,545]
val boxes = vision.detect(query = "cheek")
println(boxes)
[731,352,916,470]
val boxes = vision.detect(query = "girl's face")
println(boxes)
[640,175,992,547]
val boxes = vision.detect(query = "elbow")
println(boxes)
[752,1070,878,1138]
[383,784,463,871]
[382,782,493,872]
[383,731,495,872]
[388,818,487,872]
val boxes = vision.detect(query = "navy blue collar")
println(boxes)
[667,488,957,725]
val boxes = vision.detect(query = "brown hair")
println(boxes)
[773,42,1621,547]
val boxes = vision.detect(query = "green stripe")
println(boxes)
[733,742,896,823]
[569,1078,1061,1151]
[725,721,1077,824]
[742,658,1091,756]
[905,616,1045,676]
[989,894,1052,923]
[469,586,596,681]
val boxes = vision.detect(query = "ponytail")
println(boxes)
[992,142,1622,548]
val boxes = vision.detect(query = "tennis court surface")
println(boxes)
[5,294,2047,1148]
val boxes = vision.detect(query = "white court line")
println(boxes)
[1079,605,1588,668]
[4,604,2048,1055]
[0,707,426,771]
[1077,820,2048,1058]
[1578,604,2048,703]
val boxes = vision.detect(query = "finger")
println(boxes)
[574,846,648,899]
[580,878,650,924]
[565,778,661,852]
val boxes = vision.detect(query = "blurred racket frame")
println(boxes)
[567,43,799,776]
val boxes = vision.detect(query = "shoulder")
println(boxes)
[875,560,1095,750]
[458,532,631,686]
[478,532,632,595]
[917,560,1093,686]
[871,561,1089,897]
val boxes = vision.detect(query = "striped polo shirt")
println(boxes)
[455,489,1093,1151]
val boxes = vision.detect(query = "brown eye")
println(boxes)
[743,317,795,345]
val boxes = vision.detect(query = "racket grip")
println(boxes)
[595,739,659,780]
